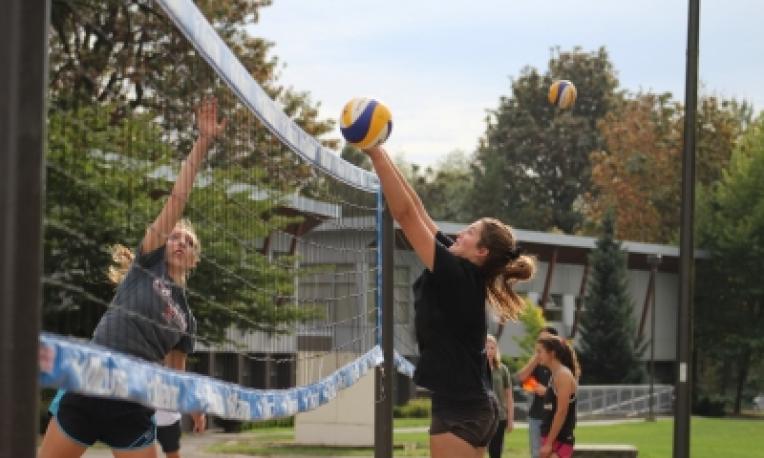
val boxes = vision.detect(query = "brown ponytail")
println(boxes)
[538,336,581,379]
[478,217,537,322]
[107,244,135,285]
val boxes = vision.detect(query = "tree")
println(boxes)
[577,210,645,383]
[469,47,619,233]
[49,0,337,187]
[398,150,475,223]
[584,93,682,242]
[585,94,747,243]
[695,116,764,414]
[43,105,315,343]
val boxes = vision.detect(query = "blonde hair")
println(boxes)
[486,334,501,368]
[478,218,537,323]
[107,219,201,285]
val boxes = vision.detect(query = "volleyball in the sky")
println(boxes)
[548,80,577,109]
[339,97,393,149]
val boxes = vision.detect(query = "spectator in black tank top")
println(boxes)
[536,336,581,458]
[363,145,537,458]
[516,326,559,458]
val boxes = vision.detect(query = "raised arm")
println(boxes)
[365,146,435,270]
[382,152,438,237]
[516,354,539,383]
[142,98,226,253]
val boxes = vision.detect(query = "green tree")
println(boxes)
[401,150,475,223]
[585,94,747,244]
[49,0,337,187]
[469,47,619,233]
[44,105,314,343]
[695,116,764,414]
[577,210,645,383]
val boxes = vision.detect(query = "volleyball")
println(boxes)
[548,80,577,109]
[339,97,393,150]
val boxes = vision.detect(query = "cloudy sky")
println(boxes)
[250,0,763,166]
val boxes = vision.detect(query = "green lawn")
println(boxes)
[209,417,762,457]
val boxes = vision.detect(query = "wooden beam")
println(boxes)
[570,258,590,338]
[540,248,558,311]
[638,270,656,338]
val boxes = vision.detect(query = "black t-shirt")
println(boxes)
[528,365,552,419]
[413,232,491,400]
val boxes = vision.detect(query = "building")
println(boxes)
[193,217,691,400]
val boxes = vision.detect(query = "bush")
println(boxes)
[393,398,431,418]
[693,395,728,417]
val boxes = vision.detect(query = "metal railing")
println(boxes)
[576,384,674,418]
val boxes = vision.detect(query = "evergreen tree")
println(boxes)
[577,210,645,383]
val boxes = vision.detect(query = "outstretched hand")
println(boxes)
[195,96,227,140]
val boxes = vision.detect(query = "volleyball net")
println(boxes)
[40,0,413,422]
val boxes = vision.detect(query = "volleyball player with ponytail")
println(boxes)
[536,336,581,458]
[363,145,536,458]
[39,98,225,458]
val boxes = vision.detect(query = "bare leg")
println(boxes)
[430,432,483,458]
[112,445,159,458]
[38,418,87,458]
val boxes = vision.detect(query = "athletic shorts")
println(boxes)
[541,435,574,458]
[49,390,156,450]
[156,420,181,453]
[429,392,499,447]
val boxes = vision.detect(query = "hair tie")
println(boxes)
[506,245,524,262]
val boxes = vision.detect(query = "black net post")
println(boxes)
[0,0,49,456]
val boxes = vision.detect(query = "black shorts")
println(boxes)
[157,420,181,453]
[49,391,156,450]
[430,392,499,447]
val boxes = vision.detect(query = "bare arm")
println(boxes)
[516,354,539,383]
[164,349,187,371]
[142,98,226,253]
[366,146,435,270]
[164,350,206,432]
[544,372,575,445]
[383,152,438,237]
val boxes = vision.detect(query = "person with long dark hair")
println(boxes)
[536,336,580,458]
[516,326,559,458]
[362,145,536,458]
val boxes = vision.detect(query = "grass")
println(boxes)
[208,417,763,457]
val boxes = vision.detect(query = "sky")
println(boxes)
[250,0,764,167]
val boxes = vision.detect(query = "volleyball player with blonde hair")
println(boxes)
[39,97,225,458]
[363,145,536,458]
[486,334,514,458]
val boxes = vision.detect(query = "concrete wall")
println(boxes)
[294,351,375,446]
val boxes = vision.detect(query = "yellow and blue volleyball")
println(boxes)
[548,80,577,110]
[340,97,393,149]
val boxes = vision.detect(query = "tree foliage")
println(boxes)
[695,116,764,413]
[469,47,619,233]
[577,210,645,383]
[43,0,338,341]
[44,106,317,343]
[585,94,747,243]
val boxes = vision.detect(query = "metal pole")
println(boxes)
[675,0,700,456]
[647,254,662,422]
[375,199,395,458]
[0,0,49,456]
